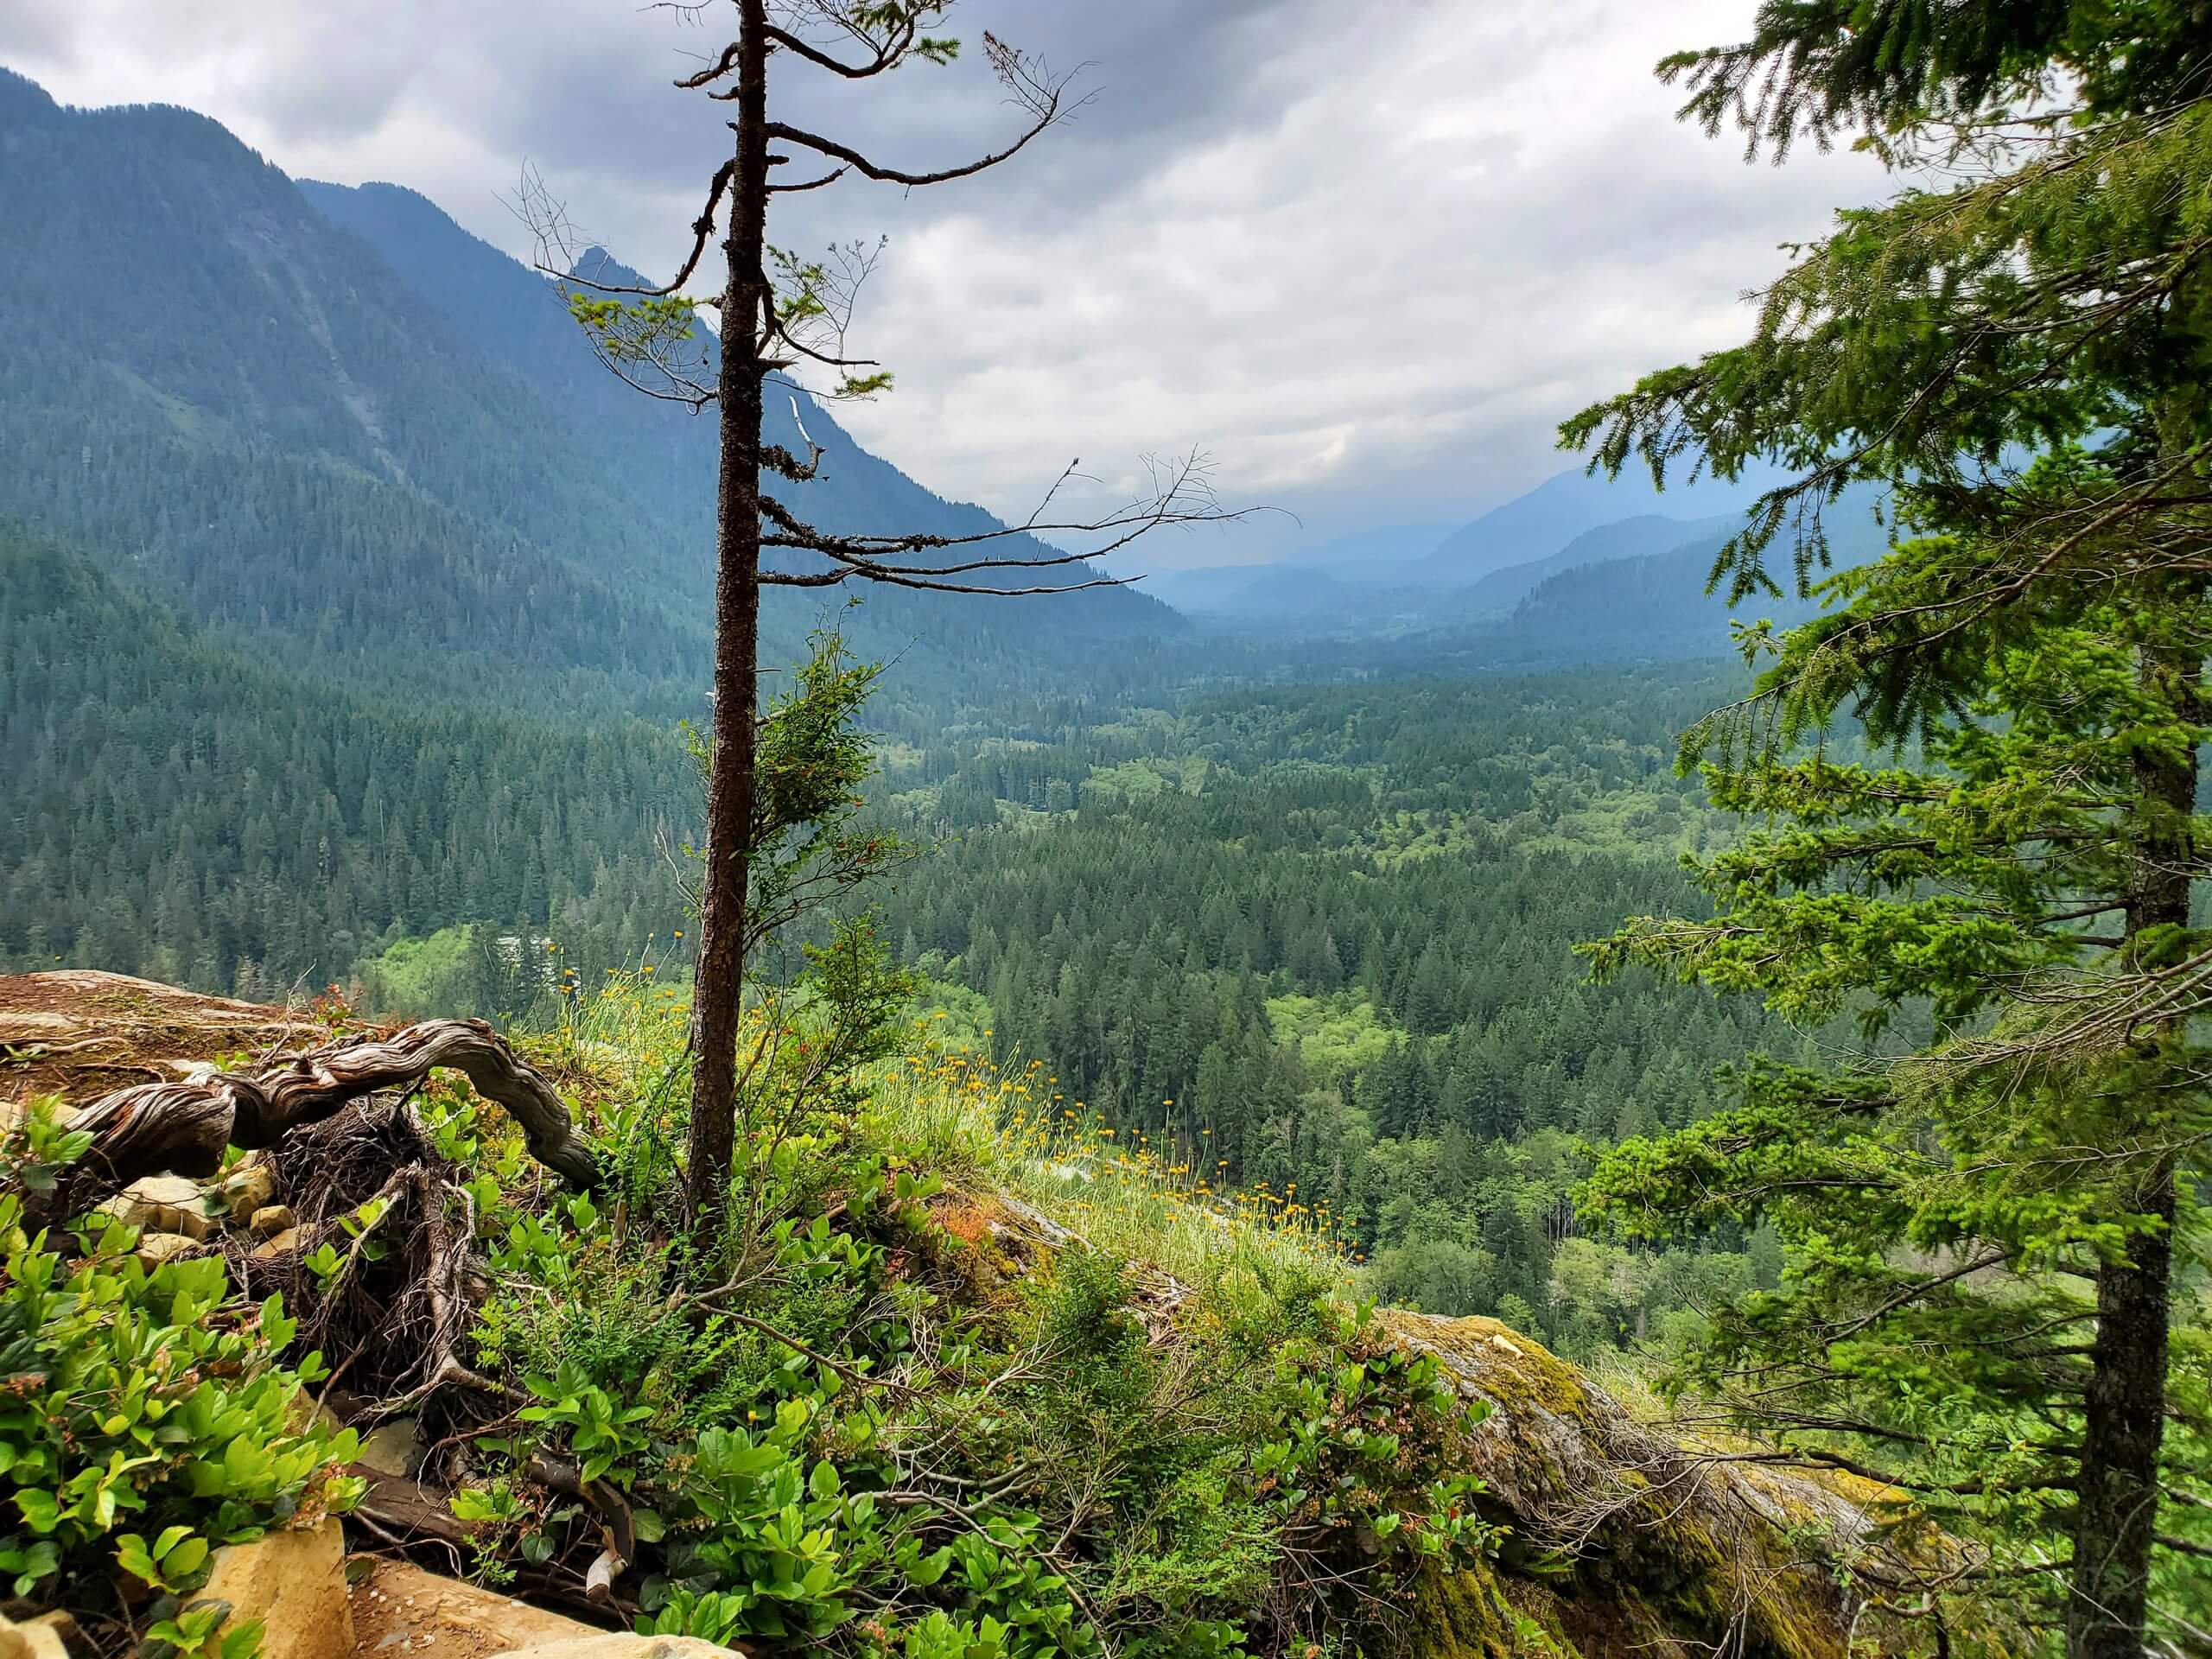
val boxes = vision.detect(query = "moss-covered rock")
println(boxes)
[940,1189,1963,1658]
[1378,1312,2012,1659]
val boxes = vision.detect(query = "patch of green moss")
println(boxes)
[1393,1562,1582,1658]
[1618,1497,1846,1659]
[1387,1313,1592,1421]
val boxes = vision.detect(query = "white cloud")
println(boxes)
[1,0,1888,563]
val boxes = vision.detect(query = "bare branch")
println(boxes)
[760,21,912,79]
[761,35,1080,185]
[763,565,1127,597]
[748,446,1254,597]
[768,165,847,194]
[512,159,735,301]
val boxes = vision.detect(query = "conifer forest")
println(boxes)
[0,5,2208,1657]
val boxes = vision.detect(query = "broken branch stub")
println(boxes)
[41,1019,599,1222]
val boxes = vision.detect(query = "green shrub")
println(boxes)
[0,1102,362,1654]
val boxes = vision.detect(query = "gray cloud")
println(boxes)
[3,0,1887,564]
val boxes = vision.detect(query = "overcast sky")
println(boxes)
[2,1,1887,563]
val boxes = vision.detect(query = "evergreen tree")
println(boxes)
[1564,4,2212,1647]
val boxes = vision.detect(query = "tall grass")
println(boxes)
[866,1029,1358,1293]
[529,976,1361,1294]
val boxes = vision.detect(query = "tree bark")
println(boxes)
[683,0,772,1223]
[2065,640,2195,1659]
[2068,1168,2174,1659]
[34,1019,599,1225]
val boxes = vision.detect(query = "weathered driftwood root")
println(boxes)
[41,1019,598,1221]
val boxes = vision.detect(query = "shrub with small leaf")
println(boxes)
[0,1099,362,1656]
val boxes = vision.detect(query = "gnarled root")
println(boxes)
[37,1018,598,1224]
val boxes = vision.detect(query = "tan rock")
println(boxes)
[133,1230,203,1269]
[220,1158,278,1221]
[112,1174,217,1241]
[252,1226,305,1262]
[350,1560,609,1659]
[251,1205,298,1238]
[27,1613,79,1657]
[0,1612,70,1659]
[200,1516,353,1659]
[355,1418,420,1479]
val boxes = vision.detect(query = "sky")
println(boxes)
[0,1,1890,565]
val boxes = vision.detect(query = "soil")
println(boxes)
[346,1559,610,1659]
[0,970,372,1109]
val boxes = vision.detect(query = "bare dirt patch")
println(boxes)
[0,970,370,1109]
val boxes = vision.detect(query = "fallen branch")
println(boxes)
[38,1020,599,1222]
[352,1470,476,1548]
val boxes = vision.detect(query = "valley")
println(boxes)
[5,2,2210,1649]
[0,76,1827,1359]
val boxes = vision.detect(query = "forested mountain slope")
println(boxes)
[0,69,693,703]
[0,525,688,995]
[298,180,1185,692]
[0,68,1173,721]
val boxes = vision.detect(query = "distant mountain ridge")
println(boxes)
[1151,476,1888,673]
[1501,485,1890,655]
[1456,512,1745,614]
[1152,502,1779,639]
[1148,460,1785,628]
[1418,461,1782,582]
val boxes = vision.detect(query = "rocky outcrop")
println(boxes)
[1377,1313,1961,1658]
[0,970,348,1111]
[945,1217,1962,1656]
[201,1518,356,1659]
[350,1560,615,1659]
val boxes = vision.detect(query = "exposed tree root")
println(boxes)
[38,1018,598,1223]
[225,1103,526,1414]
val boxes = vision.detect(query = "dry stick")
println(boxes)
[526,1454,637,1608]
[43,1019,599,1224]
[722,1309,893,1397]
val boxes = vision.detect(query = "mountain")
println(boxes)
[293,183,1185,689]
[0,69,687,702]
[301,183,1144,607]
[1207,564,1359,620]
[1159,509,1756,635]
[1485,483,1892,661]
[1419,462,1780,582]
[1459,512,1743,614]
[0,69,1175,722]
[1155,470,1782,632]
